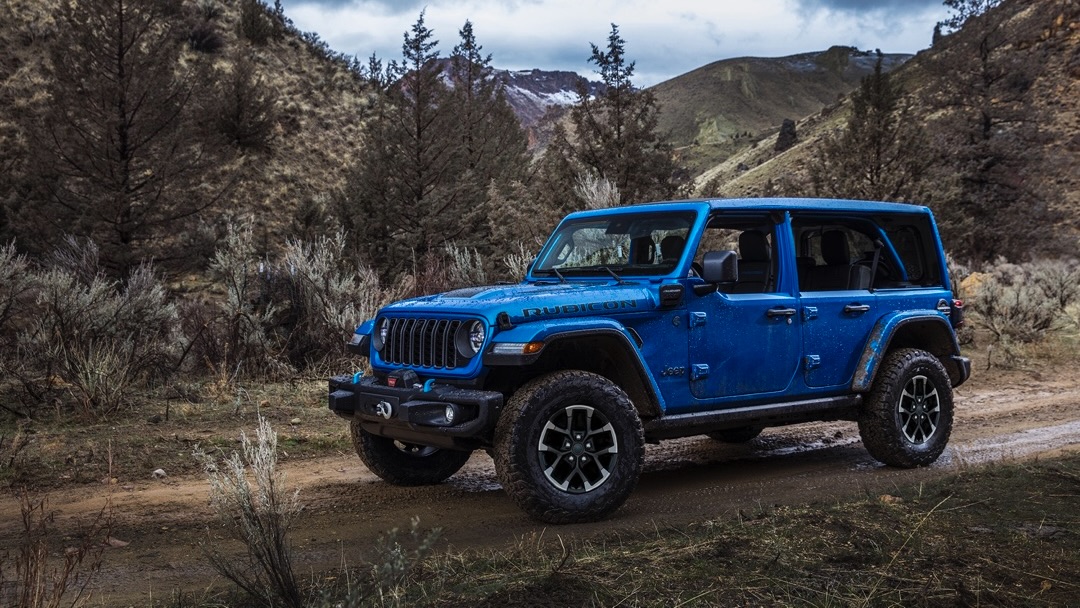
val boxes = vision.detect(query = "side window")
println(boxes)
[888,226,927,285]
[693,215,779,293]
[793,219,876,292]
[880,217,943,287]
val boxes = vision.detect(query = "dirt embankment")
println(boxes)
[2,370,1078,605]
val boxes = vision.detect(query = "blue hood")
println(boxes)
[381,281,658,324]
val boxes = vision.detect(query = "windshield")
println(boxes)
[533,211,696,277]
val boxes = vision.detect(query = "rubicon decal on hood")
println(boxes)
[522,300,639,318]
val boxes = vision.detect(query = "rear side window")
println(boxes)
[888,226,926,284]
[792,214,942,290]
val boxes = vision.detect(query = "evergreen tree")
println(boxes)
[809,53,930,202]
[925,10,1062,262]
[341,13,528,280]
[342,11,452,277]
[13,0,230,277]
[447,21,529,262]
[938,0,1004,34]
[570,24,679,204]
[215,53,278,151]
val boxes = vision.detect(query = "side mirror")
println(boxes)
[695,250,738,295]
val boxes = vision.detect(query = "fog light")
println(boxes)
[445,404,456,424]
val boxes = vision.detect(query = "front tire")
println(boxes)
[494,370,645,524]
[350,418,471,485]
[858,348,954,468]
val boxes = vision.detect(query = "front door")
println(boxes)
[685,213,801,401]
[687,291,802,400]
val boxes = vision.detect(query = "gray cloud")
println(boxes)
[280,0,425,17]
[793,0,941,12]
[276,0,949,87]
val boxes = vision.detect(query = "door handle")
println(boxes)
[843,304,871,314]
[766,307,797,318]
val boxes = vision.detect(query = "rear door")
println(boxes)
[792,216,880,389]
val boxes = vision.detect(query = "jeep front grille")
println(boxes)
[383,317,462,369]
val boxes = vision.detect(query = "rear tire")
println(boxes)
[494,370,645,524]
[858,348,953,468]
[350,418,471,485]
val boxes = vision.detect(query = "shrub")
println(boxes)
[444,242,487,289]
[203,221,286,379]
[188,22,224,54]
[197,416,302,608]
[238,0,273,45]
[502,242,535,281]
[969,258,1079,345]
[0,242,32,336]
[197,0,222,21]
[575,173,620,209]
[202,222,406,377]
[3,238,180,420]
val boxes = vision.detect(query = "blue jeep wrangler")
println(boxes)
[329,198,970,523]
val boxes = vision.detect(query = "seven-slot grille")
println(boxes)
[382,317,463,369]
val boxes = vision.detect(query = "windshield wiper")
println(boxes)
[551,268,566,283]
[601,266,626,284]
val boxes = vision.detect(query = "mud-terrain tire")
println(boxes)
[859,348,953,468]
[351,418,471,485]
[494,370,645,524]
[707,426,762,443]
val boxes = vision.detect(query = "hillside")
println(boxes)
[0,0,372,260]
[698,0,1080,258]
[499,68,604,128]
[652,46,910,147]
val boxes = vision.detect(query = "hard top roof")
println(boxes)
[646,197,930,214]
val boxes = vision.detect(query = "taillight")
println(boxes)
[951,299,965,328]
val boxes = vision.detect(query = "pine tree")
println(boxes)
[215,53,278,151]
[809,53,930,202]
[938,0,1004,34]
[341,14,529,279]
[14,0,230,277]
[570,24,679,204]
[342,12,451,277]
[447,21,529,262]
[925,9,1063,262]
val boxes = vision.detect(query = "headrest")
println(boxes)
[821,230,850,266]
[660,235,685,261]
[738,230,770,262]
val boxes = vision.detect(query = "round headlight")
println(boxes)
[455,320,485,358]
[373,318,389,351]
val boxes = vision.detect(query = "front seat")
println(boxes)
[659,235,685,263]
[729,229,772,293]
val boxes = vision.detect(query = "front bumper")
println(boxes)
[328,375,504,450]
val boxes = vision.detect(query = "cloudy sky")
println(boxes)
[277,0,950,87]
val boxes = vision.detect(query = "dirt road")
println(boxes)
[3,370,1079,605]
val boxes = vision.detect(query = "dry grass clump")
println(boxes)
[197,416,303,608]
[0,494,108,608]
